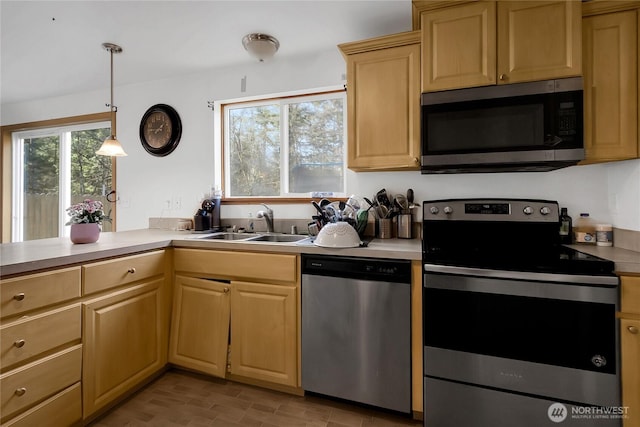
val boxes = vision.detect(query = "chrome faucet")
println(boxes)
[256,203,274,233]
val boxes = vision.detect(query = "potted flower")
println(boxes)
[66,199,110,244]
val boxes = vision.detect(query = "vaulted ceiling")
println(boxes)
[1,0,412,105]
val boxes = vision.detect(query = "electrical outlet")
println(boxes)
[164,199,171,210]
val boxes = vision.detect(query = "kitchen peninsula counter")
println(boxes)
[0,229,423,277]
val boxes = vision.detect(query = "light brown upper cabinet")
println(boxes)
[582,4,639,163]
[339,31,421,171]
[419,1,582,92]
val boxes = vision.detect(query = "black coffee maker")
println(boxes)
[195,197,222,232]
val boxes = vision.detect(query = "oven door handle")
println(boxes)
[423,263,619,287]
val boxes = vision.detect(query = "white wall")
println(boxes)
[3,48,640,231]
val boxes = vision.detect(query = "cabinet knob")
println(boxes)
[15,387,26,397]
[13,293,25,301]
[412,157,420,166]
[499,74,507,81]
[127,267,136,274]
[224,288,230,293]
[628,326,639,335]
[14,339,25,348]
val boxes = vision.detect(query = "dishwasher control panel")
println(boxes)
[302,255,411,283]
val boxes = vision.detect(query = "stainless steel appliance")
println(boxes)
[421,77,584,173]
[422,199,620,427]
[301,254,412,414]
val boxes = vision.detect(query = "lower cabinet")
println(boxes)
[620,276,640,427]
[230,281,297,386]
[170,249,300,390]
[82,279,167,419]
[169,275,230,377]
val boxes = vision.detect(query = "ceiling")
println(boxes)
[0,0,412,105]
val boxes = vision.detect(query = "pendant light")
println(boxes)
[96,42,127,156]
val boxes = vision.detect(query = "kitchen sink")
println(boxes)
[247,234,308,243]
[197,232,259,240]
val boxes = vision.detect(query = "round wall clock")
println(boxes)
[139,104,182,156]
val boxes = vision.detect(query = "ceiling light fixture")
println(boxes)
[96,42,127,157]
[242,33,280,62]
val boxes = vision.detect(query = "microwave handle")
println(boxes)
[544,135,563,146]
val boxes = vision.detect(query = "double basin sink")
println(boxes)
[195,232,308,243]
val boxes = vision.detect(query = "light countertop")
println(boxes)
[2,229,638,277]
[0,229,422,277]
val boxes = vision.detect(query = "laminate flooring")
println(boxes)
[89,369,422,427]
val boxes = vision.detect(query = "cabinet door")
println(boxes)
[169,275,230,378]
[421,1,497,91]
[583,10,638,162]
[497,1,582,84]
[82,279,166,418]
[230,281,297,387]
[621,318,640,427]
[343,33,421,171]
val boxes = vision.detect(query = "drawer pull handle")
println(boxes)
[224,288,230,293]
[127,268,136,274]
[15,388,26,397]
[13,293,25,301]
[14,339,25,348]
[628,326,639,335]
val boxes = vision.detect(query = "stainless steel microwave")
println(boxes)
[420,77,584,174]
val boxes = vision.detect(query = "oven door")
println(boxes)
[423,265,620,407]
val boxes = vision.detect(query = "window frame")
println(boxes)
[215,86,347,203]
[1,112,115,242]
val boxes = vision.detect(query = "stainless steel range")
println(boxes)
[422,199,621,427]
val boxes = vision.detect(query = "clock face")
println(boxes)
[143,111,173,148]
[139,104,182,156]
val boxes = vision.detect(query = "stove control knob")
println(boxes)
[523,206,533,215]
[429,206,439,215]
[443,206,453,215]
[540,206,552,215]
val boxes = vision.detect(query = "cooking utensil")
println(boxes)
[394,194,408,212]
[375,188,391,207]
[376,204,389,219]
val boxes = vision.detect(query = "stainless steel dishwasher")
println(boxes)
[301,254,412,414]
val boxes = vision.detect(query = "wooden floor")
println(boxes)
[89,369,422,427]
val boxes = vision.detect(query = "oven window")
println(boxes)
[424,288,617,374]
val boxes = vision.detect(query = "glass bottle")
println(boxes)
[559,207,572,244]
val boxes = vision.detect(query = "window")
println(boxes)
[222,90,346,198]
[11,121,113,241]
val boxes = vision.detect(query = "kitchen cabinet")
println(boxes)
[338,31,421,171]
[620,275,640,427]
[582,3,639,163]
[169,275,230,377]
[82,250,169,420]
[230,280,297,386]
[171,249,300,390]
[418,0,582,92]
[0,267,82,426]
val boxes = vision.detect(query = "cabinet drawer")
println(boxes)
[0,345,82,420]
[0,268,81,319]
[1,382,81,427]
[1,304,81,369]
[174,249,298,284]
[83,250,165,295]
[621,276,640,315]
